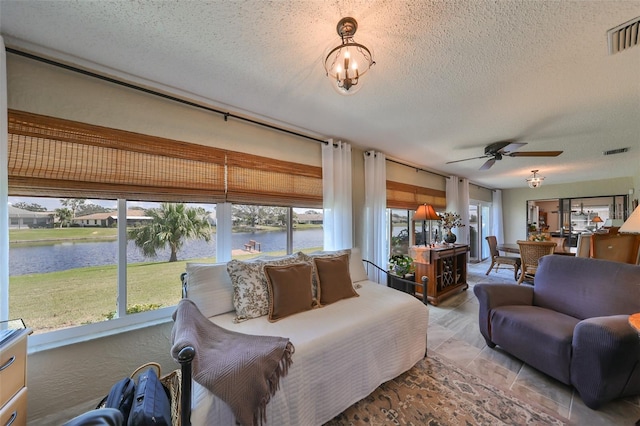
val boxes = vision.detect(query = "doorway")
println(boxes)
[469,201,491,262]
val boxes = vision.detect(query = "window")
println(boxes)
[4,110,323,341]
[386,180,446,257]
[8,197,219,334]
[230,205,323,260]
[390,209,410,254]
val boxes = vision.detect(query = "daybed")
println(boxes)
[172,248,429,425]
[474,254,640,409]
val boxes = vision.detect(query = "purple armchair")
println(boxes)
[474,255,640,409]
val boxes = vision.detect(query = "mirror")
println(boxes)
[527,195,628,247]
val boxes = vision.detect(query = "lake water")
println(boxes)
[9,229,324,276]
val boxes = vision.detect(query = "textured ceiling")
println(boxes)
[1,0,639,189]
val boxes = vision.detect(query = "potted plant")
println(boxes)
[388,254,414,277]
[439,212,465,243]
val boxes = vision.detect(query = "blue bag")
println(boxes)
[100,377,135,425]
[127,367,172,426]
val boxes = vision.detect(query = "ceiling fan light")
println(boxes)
[526,169,544,189]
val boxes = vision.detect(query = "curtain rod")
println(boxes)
[6,47,328,145]
[462,179,496,192]
[385,157,450,179]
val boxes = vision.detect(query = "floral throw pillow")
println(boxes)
[227,252,306,323]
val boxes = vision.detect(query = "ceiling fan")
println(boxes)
[446,140,563,170]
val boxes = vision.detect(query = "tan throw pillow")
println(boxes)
[264,262,315,322]
[226,252,306,323]
[302,249,352,297]
[313,253,359,306]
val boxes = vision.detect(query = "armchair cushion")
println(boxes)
[491,306,578,384]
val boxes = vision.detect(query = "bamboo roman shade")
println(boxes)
[7,110,323,207]
[227,153,323,207]
[386,180,446,210]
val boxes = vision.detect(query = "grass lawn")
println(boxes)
[9,226,322,333]
[10,247,322,334]
[10,259,196,333]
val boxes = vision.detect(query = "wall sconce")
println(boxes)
[526,170,544,188]
[323,17,375,95]
[413,204,440,246]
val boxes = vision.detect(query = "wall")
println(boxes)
[6,53,336,421]
[502,177,636,243]
[10,50,636,421]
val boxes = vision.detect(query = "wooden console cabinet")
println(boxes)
[0,329,29,426]
[409,244,469,305]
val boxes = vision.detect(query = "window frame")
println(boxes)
[5,111,323,349]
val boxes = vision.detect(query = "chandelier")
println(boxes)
[323,17,375,95]
[526,170,544,188]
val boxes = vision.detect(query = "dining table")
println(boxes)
[498,243,576,256]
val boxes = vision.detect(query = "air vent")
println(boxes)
[608,17,640,54]
[603,147,629,156]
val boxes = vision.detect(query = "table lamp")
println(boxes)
[619,205,640,234]
[591,215,603,230]
[414,204,440,246]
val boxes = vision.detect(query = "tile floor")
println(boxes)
[429,259,640,425]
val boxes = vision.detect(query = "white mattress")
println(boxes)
[190,280,429,425]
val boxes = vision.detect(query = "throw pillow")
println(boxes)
[303,249,352,297]
[313,253,359,306]
[184,262,235,317]
[227,252,306,323]
[264,262,314,322]
[349,247,369,283]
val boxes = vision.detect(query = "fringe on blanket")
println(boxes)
[257,341,295,426]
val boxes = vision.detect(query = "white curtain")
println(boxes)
[458,178,470,244]
[445,175,459,242]
[446,175,459,213]
[215,203,233,263]
[446,176,471,244]
[0,36,8,320]
[363,150,387,272]
[491,189,505,244]
[322,139,352,250]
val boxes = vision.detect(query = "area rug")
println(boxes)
[325,354,568,425]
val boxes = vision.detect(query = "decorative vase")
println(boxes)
[444,231,457,244]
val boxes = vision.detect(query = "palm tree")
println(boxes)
[55,207,73,228]
[128,203,212,262]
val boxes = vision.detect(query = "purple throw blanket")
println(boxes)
[171,299,294,426]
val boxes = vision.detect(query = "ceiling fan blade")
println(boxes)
[497,142,527,154]
[445,155,489,164]
[507,151,563,157]
[479,158,496,170]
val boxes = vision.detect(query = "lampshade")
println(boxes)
[323,17,375,95]
[591,216,603,223]
[526,170,544,189]
[619,205,640,234]
[414,204,440,221]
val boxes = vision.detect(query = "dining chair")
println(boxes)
[485,236,521,280]
[575,233,592,258]
[516,240,557,285]
[590,233,640,264]
[549,237,567,253]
